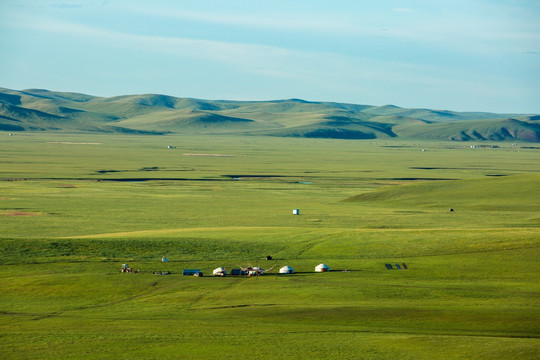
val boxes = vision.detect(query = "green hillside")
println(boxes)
[115,109,259,133]
[1,87,538,141]
[394,118,540,142]
[346,174,540,212]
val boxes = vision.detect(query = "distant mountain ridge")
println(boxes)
[1,87,539,141]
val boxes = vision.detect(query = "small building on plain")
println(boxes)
[212,267,227,276]
[292,209,300,215]
[279,266,295,274]
[230,268,246,276]
[183,269,203,276]
[315,263,330,272]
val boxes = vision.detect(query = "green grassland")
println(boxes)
[1,132,539,359]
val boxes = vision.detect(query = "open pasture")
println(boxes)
[1,133,539,359]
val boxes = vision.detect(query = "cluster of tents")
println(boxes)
[278,263,330,274]
[211,263,330,276]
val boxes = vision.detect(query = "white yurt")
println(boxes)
[315,263,330,272]
[212,267,227,276]
[279,266,295,274]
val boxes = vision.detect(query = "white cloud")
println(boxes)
[115,5,359,35]
[7,1,537,58]
[0,12,455,86]
[115,3,539,58]
[3,14,299,74]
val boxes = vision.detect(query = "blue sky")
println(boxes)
[1,0,539,113]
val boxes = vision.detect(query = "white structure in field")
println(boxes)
[212,267,227,276]
[279,266,295,274]
[292,209,300,215]
[315,263,329,272]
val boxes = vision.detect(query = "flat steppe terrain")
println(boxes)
[1,133,539,359]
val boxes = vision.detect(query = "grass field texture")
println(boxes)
[1,133,539,359]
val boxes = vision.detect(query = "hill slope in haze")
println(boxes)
[1,87,538,141]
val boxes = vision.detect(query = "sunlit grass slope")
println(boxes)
[347,173,540,212]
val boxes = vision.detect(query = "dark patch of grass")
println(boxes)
[96,169,121,174]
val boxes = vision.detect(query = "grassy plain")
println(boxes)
[0,132,539,359]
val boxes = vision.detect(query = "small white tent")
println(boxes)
[279,266,294,274]
[315,263,330,272]
[212,267,227,276]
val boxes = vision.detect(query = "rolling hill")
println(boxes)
[1,87,538,141]
[345,173,540,212]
